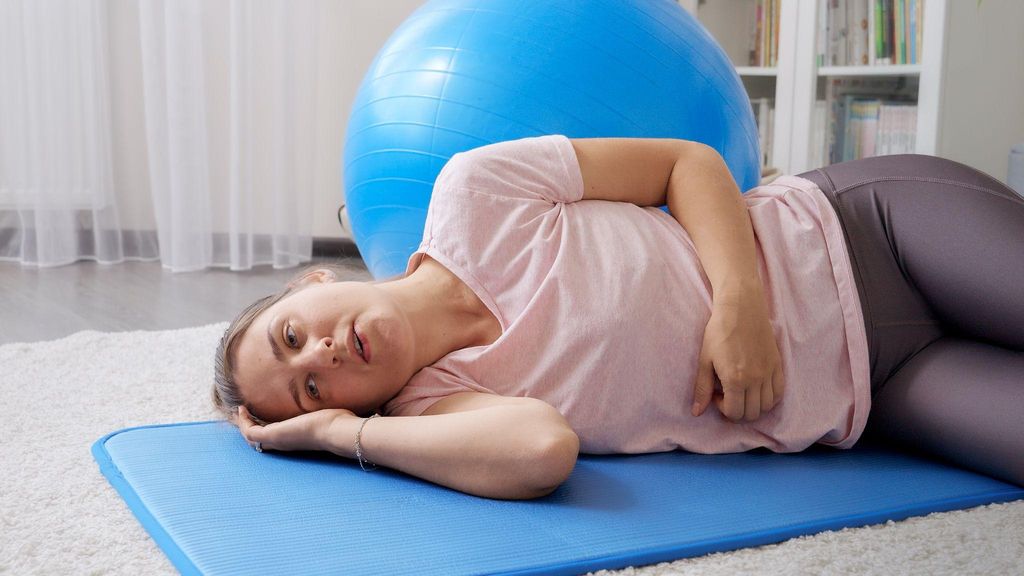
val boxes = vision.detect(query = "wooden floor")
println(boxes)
[0,256,372,345]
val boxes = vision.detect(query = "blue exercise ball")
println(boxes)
[344,0,760,279]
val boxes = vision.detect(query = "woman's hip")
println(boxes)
[793,154,1005,392]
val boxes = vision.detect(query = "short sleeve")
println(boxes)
[434,134,585,205]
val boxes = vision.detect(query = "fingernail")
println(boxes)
[691,402,700,416]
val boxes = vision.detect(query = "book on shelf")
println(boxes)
[772,0,780,68]
[751,97,775,169]
[820,77,918,164]
[852,0,868,66]
[811,100,829,169]
[819,0,924,67]
[817,6,827,67]
[748,0,781,67]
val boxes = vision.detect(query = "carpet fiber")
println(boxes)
[3,324,1023,575]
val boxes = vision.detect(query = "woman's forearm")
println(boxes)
[667,147,764,302]
[321,406,579,500]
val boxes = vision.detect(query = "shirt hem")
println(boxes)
[777,174,872,449]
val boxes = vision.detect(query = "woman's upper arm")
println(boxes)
[420,392,576,440]
[421,391,562,420]
[569,137,715,206]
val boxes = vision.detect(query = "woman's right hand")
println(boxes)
[236,405,359,453]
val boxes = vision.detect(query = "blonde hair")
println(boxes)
[212,262,399,425]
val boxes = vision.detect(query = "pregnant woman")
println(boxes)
[213,135,1024,499]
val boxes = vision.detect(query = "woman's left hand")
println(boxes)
[691,291,785,422]
[236,405,358,453]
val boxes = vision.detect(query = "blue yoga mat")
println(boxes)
[93,421,1024,576]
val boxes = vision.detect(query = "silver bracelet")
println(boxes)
[355,414,380,472]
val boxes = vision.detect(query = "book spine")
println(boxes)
[868,0,877,65]
[856,0,864,65]
[874,0,886,65]
[841,94,855,162]
[907,105,917,151]
[827,79,839,163]
[902,0,909,64]
[749,0,758,65]
[864,100,880,157]
[901,0,909,63]
[886,0,894,64]
[814,100,827,168]
[755,0,763,66]
[773,0,780,67]
[908,0,916,64]
[847,97,864,158]
[886,105,896,155]
[878,0,884,64]
[916,0,923,65]
[897,105,906,153]
[818,1,827,67]
[877,104,889,156]
[897,0,905,63]
[845,96,859,161]
[828,0,837,65]
[846,0,855,65]
[897,103,905,152]
[836,0,848,66]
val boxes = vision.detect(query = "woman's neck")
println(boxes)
[379,257,497,370]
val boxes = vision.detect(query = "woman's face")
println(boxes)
[233,278,415,422]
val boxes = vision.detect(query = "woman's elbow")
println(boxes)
[521,429,580,499]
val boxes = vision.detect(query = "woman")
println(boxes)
[213,135,1024,500]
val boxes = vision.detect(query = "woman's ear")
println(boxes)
[288,268,337,289]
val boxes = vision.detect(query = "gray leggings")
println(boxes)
[796,155,1024,487]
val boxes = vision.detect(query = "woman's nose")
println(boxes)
[304,337,339,369]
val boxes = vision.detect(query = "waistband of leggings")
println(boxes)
[805,168,873,336]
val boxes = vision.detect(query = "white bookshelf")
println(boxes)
[817,64,921,76]
[790,0,948,174]
[684,0,1024,184]
[735,66,779,77]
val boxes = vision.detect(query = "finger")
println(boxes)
[761,378,774,413]
[719,386,745,421]
[236,406,252,432]
[712,392,737,421]
[237,407,264,443]
[692,357,715,416]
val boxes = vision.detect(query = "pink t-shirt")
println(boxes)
[382,135,871,455]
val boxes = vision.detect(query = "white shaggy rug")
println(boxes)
[2,324,1022,575]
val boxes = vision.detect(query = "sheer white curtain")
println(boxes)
[0,0,147,266]
[0,0,321,271]
[139,0,318,271]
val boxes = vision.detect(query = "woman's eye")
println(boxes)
[305,376,320,399]
[285,324,298,348]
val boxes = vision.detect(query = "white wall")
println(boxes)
[694,1,754,67]
[938,0,1024,184]
[312,1,423,238]
[106,0,423,239]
